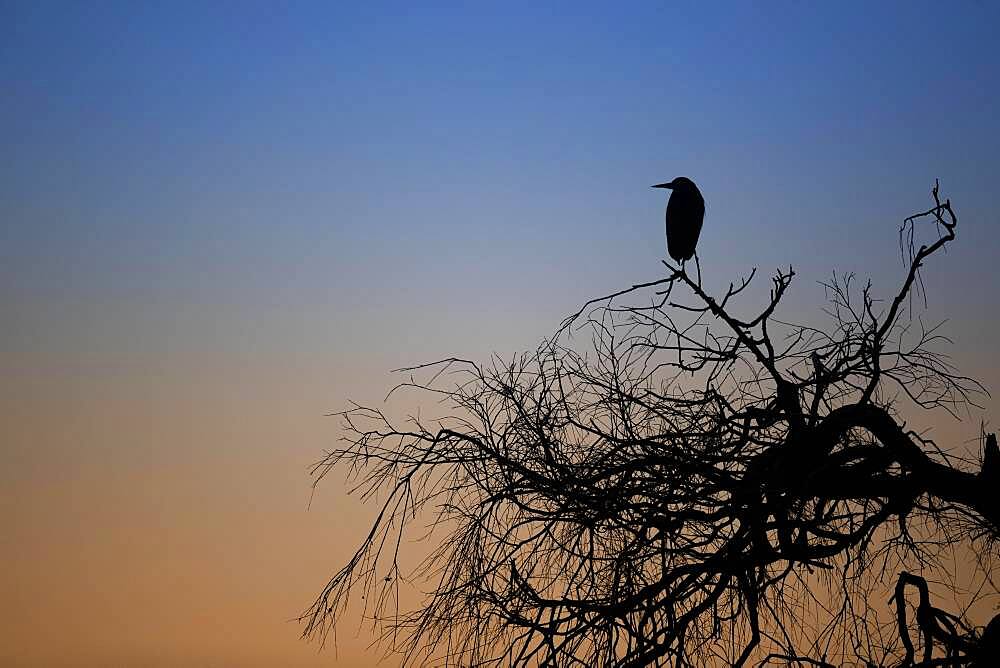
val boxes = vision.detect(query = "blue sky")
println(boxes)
[5,1,999,371]
[5,2,999,302]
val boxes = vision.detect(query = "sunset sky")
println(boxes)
[3,2,1000,666]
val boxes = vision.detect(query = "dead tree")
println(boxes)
[302,182,998,666]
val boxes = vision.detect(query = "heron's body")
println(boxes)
[653,177,704,263]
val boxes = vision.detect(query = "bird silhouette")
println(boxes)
[652,177,705,265]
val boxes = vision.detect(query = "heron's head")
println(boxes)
[651,177,695,190]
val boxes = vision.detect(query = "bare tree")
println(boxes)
[302,183,999,666]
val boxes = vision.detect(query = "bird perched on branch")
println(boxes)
[652,176,705,265]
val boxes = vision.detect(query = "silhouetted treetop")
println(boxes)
[303,182,998,667]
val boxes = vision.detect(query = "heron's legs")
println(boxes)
[694,252,702,287]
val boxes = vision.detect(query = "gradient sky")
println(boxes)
[3,2,1000,666]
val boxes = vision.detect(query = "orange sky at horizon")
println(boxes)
[4,258,998,667]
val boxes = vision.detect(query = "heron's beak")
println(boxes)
[651,183,673,189]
